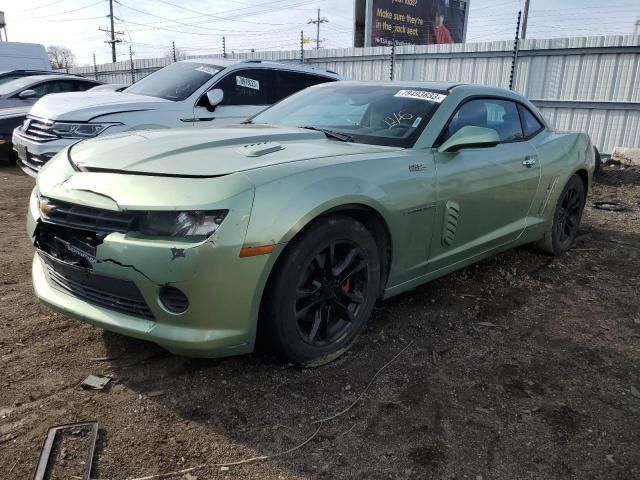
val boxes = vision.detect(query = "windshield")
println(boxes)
[0,74,29,87]
[0,76,36,96]
[123,62,222,101]
[251,84,447,148]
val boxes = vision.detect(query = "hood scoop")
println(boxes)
[238,141,285,157]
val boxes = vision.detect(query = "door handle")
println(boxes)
[522,156,538,168]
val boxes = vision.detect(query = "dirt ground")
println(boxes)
[1,163,639,480]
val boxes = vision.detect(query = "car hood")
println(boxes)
[28,91,172,121]
[0,106,30,119]
[69,124,401,177]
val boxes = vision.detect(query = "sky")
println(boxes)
[2,0,639,66]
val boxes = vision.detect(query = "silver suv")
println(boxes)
[13,59,342,176]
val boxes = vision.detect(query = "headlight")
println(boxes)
[50,121,121,138]
[138,210,228,238]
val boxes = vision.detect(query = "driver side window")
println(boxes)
[28,80,77,98]
[443,98,524,143]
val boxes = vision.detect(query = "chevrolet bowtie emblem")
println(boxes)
[39,198,55,215]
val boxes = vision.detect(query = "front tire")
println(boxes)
[533,174,586,256]
[263,215,381,367]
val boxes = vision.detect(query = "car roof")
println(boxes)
[15,74,99,83]
[0,69,62,75]
[319,80,527,100]
[180,58,243,68]
[332,80,459,90]
[178,58,341,78]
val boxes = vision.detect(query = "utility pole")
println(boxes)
[222,36,226,58]
[509,10,522,90]
[0,11,7,41]
[99,0,122,63]
[129,45,135,84]
[635,19,640,36]
[521,0,530,40]
[172,41,177,62]
[108,0,117,62]
[300,30,304,64]
[93,53,98,80]
[308,8,328,50]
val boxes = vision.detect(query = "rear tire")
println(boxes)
[594,147,603,176]
[532,174,586,256]
[263,215,381,367]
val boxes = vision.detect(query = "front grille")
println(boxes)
[40,251,155,320]
[22,117,59,142]
[40,196,138,234]
[17,151,53,176]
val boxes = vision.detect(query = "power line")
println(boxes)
[116,2,135,50]
[146,0,307,26]
[14,0,65,13]
[17,0,105,20]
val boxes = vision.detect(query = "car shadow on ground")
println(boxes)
[97,223,640,479]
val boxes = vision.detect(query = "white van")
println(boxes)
[13,58,341,176]
[0,42,50,71]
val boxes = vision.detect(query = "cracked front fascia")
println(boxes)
[32,158,257,286]
[87,191,254,285]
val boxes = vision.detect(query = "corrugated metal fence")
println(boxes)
[65,35,640,154]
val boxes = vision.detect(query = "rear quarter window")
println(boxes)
[272,71,336,102]
[518,104,545,138]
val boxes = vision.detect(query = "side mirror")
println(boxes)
[438,126,500,153]
[206,89,224,110]
[18,89,38,99]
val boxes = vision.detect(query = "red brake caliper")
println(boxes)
[342,279,351,292]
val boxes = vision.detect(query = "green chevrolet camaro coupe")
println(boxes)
[27,81,595,366]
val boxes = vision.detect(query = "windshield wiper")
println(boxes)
[300,126,353,142]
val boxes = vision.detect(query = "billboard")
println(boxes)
[355,0,469,47]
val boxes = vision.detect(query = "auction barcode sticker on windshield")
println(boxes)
[394,90,447,103]
[196,66,219,76]
[236,76,260,90]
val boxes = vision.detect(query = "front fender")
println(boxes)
[249,175,394,247]
[243,153,438,288]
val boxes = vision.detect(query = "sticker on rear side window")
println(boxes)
[195,66,218,76]
[394,90,447,103]
[236,76,260,90]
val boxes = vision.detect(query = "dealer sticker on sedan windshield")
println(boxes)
[236,76,260,90]
[394,90,447,103]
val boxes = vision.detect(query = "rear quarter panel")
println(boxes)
[526,129,595,236]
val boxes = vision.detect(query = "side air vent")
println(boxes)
[442,201,460,247]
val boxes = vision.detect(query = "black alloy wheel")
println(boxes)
[264,215,381,366]
[554,182,583,248]
[295,241,369,347]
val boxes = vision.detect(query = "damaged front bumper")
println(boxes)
[27,176,276,358]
